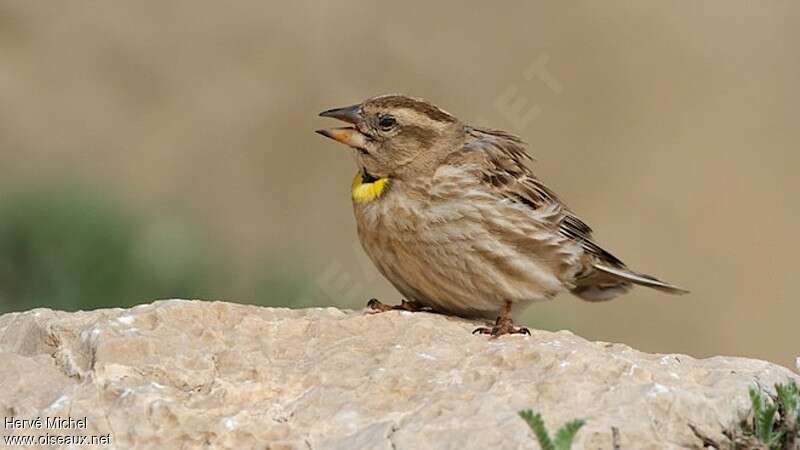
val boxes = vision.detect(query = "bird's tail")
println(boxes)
[571,263,689,302]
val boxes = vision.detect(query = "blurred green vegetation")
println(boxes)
[0,185,315,313]
[250,265,318,309]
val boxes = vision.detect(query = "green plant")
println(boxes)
[747,380,799,450]
[693,380,800,449]
[518,409,585,450]
[750,385,783,447]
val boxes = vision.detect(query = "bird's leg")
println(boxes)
[472,301,531,337]
[367,298,434,313]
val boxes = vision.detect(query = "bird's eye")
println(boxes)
[378,115,397,130]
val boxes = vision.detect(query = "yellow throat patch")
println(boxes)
[351,172,389,203]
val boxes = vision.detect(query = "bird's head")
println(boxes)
[316,94,465,181]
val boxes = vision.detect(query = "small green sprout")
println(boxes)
[749,380,799,449]
[518,409,585,450]
[750,386,783,447]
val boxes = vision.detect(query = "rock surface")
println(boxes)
[0,300,797,449]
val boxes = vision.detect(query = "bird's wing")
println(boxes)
[459,126,626,268]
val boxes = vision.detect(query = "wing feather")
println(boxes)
[461,126,625,267]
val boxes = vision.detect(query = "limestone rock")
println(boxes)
[0,300,796,449]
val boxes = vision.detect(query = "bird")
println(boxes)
[316,94,688,337]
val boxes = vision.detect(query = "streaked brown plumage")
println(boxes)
[316,94,687,336]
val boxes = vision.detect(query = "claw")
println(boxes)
[367,298,434,313]
[367,298,392,312]
[472,323,530,338]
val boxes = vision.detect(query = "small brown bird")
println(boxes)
[316,94,687,337]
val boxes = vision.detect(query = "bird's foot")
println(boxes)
[472,317,530,338]
[367,298,433,313]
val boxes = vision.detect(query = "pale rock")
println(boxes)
[0,300,796,449]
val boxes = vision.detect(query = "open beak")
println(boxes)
[316,103,368,150]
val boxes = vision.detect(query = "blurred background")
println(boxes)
[0,1,797,368]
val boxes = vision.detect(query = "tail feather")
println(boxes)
[593,264,689,295]
[594,264,689,295]
[571,264,688,302]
